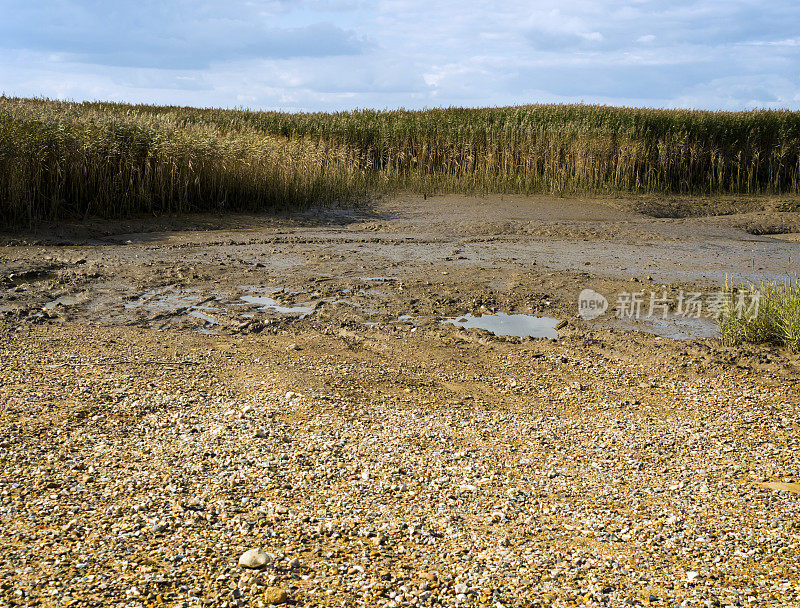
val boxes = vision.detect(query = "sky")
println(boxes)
[1,0,798,112]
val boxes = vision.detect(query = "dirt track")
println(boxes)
[1,194,800,607]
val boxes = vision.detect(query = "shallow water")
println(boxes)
[124,289,203,311]
[123,288,224,326]
[187,310,221,325]
[7,271,56,286]
[601,313,720,340]
[441,312,560,338]
[44,295,80,309]
[239,295,315,317]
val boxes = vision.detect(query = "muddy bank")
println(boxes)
[1,194,800,607]
[1,194,800,341]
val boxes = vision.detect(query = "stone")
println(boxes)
[263,587,289,605]
[239,548,270,570]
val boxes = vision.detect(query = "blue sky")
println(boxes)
[1,0,798,111]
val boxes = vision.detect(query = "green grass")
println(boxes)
[3,96,800,225]
[719,280,800,350]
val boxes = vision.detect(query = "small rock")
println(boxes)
[263,587,289,605]
[239,548,271,570]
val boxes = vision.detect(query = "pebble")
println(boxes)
[239,548,271,570]
[263,587,289,605]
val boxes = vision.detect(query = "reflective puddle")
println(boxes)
[5,270,56,286]
[601,314,720,340]
[441,312,560,338]
[44,295,81,310]
[187,310,221,325]
[124,288,224,326]
[239,295,315,317]
[124,289,205,311]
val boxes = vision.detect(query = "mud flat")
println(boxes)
[1,194,799,607]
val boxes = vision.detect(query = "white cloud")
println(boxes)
[0,0,798,110]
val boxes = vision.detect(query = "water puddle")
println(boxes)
[125,289,204,311]
[124,288,224,327]
[187,310,221,325]
[441,312,560,338]
[239,295,315,317]
[4,270,56,286]
[44,295,81,310]
[600,314,719,340]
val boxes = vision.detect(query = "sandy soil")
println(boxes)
[1,194,799,607]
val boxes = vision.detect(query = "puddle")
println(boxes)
[441,312,560,338]
[600,314,719,340]
[239,287,366,318]
[5,270,56,286]
[124,289,206,311]
[187,310,220,325]
[239,295,314,317]
[44,295,81,310]
[124,288,224,326]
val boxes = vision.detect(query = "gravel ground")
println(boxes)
[1,322,798,608]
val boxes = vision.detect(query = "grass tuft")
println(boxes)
[719,279,800,350]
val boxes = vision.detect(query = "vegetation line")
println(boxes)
[3,96,800,224]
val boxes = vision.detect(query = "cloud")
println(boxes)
[0,1,366,69]
[527,28,605,51]
[0,0,798,111]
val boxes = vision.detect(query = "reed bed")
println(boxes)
[719,279,800,351]
[0,98,366,225]
[2,96,800,224]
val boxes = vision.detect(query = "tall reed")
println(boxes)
[0,98,366,225]
[2,96,800,224]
